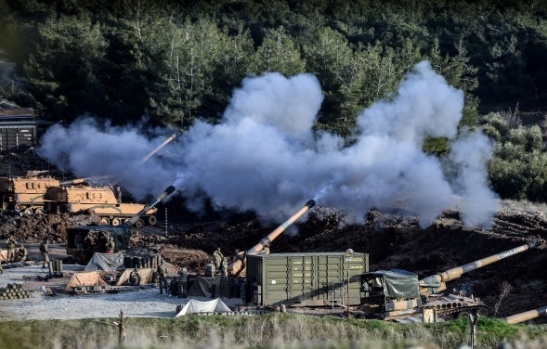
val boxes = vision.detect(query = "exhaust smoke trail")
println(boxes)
[37,62,498,227]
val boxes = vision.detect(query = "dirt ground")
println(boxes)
[0,148,546,322]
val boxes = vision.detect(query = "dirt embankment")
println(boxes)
[1,148,546,320]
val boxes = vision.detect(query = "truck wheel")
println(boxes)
[112,218,121,226]
[148,216,157,226]
[23,208,33,215]
[100,217,110,225]
[34,207,44,215]
[135,219,145,228]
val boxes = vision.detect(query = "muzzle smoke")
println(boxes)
[38,61,498,227]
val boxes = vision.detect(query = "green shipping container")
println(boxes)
[246,252,369,307]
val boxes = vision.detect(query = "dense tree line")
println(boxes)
[1,0,547,202]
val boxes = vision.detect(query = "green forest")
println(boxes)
[1,0,547,202]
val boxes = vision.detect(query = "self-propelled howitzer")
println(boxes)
[66,185,175,263]
[360,241,540,322]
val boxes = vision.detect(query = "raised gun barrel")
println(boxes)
[140,133,177,163]
[247,199,316,255]
[59,175,113,186]
[502,305,547,324]
[419,241,539,296]
[124,185,175,228]
[25,170,50,177]
[229,199,316,277]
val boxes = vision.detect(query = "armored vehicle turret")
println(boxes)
[66,185,175,263]
[0,171,59,214]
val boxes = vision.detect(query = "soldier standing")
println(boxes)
[157,260,168,294]
[40,238,50,268]
[6,235,16,263]
[178,267,188,298]
[117,186,122,203]
[213,247,224,272]
[105,236,115,253]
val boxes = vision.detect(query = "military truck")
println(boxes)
[359,241,540,322]
[44,180,158,227]
[66,185,175,263]
[0,171,59,214]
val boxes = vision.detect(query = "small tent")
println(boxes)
[175,298,232,317]
[187,276,221,297]
[64,271,108,292]
[116,268,155,286]
[84,252,124,271]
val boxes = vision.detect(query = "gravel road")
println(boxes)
[0,262,243,321]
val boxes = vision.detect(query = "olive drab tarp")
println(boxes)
[64,271,108,292]
[116,268,155,286]
[174,298,232,317]
[365,269,420,299]
[187,276,221,297]
[84,252,124,271]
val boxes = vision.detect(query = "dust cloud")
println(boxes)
[37,61,498,227]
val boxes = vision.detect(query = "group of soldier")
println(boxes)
[0,235,50,274]
[155,260,189,298]
[153,246,228,297]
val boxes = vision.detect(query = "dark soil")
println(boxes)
[1,148,546,321]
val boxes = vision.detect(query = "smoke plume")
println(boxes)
[37,62,498,227]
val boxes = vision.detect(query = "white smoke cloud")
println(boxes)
[37,61,498,227]
[37,117,180,200]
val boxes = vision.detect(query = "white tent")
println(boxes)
[175,298,232,317]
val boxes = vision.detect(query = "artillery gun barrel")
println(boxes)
[419,241,538,295]
[229,199,316,277]
[60,175,112,186]
[502,305,547,324]
[140,133,177,163]
[247,199,316,255]
[124,185,175,227]
[25,170,49,177]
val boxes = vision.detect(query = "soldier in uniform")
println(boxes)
[178,267,188,298]
[6,235,16,263]
[117,186,122,203]
[17,244,28,262]
[205,259,215,277]
[157,260,168,294]
[39,238,50,268]
[105,236,115,253]
[213,247,224,272]
[129,268,141,286]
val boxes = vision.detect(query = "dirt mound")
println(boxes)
[0,144,545,320]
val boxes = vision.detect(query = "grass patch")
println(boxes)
[0,314,545,349]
